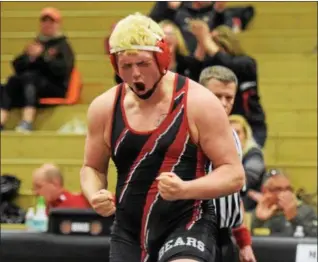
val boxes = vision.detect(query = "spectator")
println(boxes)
[249,170,317,237]
[190,22,267,147]
[32,163,90,211]
[0,7,75,132]
[159,20,191,76]
[149,1,226,54]
[229,114,266,211]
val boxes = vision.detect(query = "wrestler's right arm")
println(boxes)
[80,87,117,216]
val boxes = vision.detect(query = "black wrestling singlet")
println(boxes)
[110,74,208,257]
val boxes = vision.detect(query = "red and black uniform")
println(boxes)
[110,74,219,262]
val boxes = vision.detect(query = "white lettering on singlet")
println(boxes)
[158,237,205,260]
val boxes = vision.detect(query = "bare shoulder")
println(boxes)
[83,86,119,171]
[187,79,224,119]
[87,85,120,147]
[87,85,119,123]
[186,79,229,143]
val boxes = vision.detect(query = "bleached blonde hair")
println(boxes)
[109,12,165,54]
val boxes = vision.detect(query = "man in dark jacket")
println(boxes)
[0,7,74,132]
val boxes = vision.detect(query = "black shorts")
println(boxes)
[218,228,239,262]
[109,218,219,262]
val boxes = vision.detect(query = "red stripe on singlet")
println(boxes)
[186,150,206,230]
[113,128,128,155]
[140,104,189,261]
[118,76,179,204]
[118,126,161,203]
[118,104,185,204]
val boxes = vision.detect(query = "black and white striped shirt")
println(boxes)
[208,129,245,229]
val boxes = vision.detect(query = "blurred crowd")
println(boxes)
[0,1,316,240]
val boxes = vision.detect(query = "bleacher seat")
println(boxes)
[40,68,83,105]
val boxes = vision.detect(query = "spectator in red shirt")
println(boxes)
[32,163,91,210]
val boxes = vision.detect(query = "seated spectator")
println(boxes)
[149,1,226,54]
[229,114,266,211]
[0,7,75,132]
[249,169,317,237]
[32,163,90,211]
[189,22,267,147]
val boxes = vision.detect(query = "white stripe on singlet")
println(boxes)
[209,129,244,228]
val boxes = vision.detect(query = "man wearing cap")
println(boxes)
[249,169,317,237]
[0,7,74,132]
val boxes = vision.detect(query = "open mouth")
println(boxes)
[134,82,146,91]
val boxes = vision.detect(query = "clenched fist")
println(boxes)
[90,189,116,217]
[156,172,188,201]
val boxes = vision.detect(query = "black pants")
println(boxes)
[218,228,240,262]
[0,71,66,110]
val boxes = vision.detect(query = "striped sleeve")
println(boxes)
[232,129,243,161]
[208,128,245,229]
[232,129,246,193]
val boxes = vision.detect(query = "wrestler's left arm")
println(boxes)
[184,80,245,199]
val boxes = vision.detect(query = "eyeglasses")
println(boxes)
[267,186,294,193]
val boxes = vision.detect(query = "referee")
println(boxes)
[200,66,256,262]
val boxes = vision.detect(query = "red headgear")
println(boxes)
[106,37,171,76]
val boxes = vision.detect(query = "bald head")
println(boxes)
[33,163,64,186]
[32,163,64,202]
